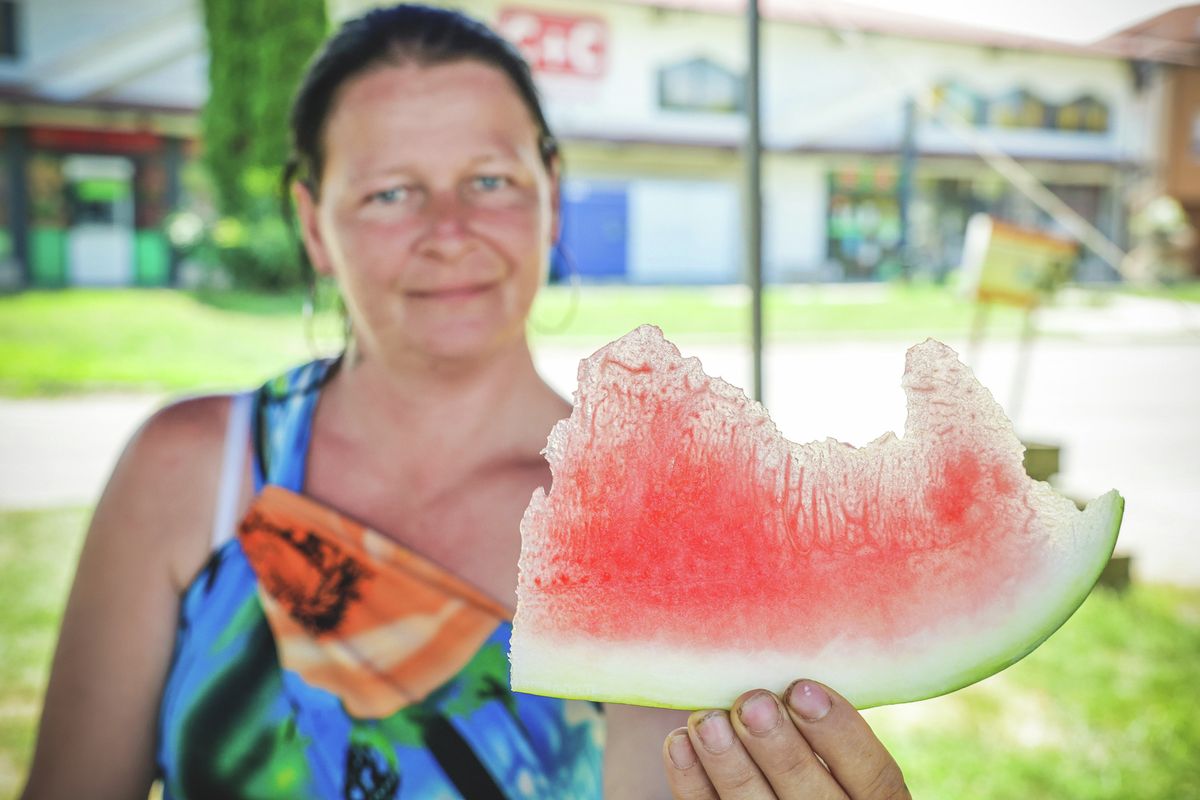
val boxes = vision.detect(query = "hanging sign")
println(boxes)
[961,214,1077,307]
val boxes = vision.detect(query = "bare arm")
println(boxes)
[20,396,238,800]
[605,703,692,798]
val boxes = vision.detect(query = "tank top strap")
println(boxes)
[210,391,253,552]
[251,357,341,494]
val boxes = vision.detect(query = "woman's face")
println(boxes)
[295,60,558,366]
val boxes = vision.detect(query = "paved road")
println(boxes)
[2,319,1197,586]
[0,392,165,510]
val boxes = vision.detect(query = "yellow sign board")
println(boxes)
[960,214,1078,307]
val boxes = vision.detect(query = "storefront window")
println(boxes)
[0,1,18,59]
[658,56,744,114]
[907,178,983,280]
[28,153,66,226]
[930,81,985,124]
[1055,95,1110,133]
[989,89,1048,130]
[932,82,1112,134]
[826,168,902,280]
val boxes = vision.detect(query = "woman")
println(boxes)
[22,5,907,799]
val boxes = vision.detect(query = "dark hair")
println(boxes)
[284,3,557,196]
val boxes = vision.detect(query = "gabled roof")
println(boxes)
[2,0,1194,118]
[609,0,1199,64]
[1093,4,1200,66]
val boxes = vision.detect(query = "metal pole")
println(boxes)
[1009,306,1037,431]
[164,136,184,286]
[6,126,31,288]
[896,96,917,280]
[746,0,764,403]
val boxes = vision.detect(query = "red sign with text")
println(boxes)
[497,8,608,79]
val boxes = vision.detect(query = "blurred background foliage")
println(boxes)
[183,0,327,289]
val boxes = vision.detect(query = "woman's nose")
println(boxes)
[417,191,473,259]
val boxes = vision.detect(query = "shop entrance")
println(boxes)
[63,155,135,285]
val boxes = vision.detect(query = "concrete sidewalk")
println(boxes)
[1035,289,1200,340]
[0,392,164,509]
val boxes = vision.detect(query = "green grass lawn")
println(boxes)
[0,507,88,799]
[2,281,1198,396]
[1,507,1197,799]
[1124,281,1200,303]
[0,283,1032,396]
[865,583,1200,799]
[0,289,323,396]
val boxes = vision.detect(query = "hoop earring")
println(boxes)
[530,241,582,335]
[303,277,351,358]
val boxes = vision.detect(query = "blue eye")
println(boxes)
[370,186,408,204]
[473,175,510,191]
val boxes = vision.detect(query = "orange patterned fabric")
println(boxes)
[238,485,512,719]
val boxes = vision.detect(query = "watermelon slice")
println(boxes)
[511,325,1123,710]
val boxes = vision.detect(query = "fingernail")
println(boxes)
[668,730,696,769]
[738,691,781,735]
[696,711,735,753]
[788,680,832,722]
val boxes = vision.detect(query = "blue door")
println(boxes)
[555,180,628,282]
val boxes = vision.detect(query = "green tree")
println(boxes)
[199,0,327,287]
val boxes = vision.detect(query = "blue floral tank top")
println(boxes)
[155,359,605,798]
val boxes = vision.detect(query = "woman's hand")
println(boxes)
[662,680,909,799]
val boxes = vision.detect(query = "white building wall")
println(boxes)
[763,30,1142,161]
[372,0,1156,167]
[764,156,828,280]
[627,178,740,283]
[2,0,1158,163]
[3,0,1155,166]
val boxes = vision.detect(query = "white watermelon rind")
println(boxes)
[510,489,1123,711]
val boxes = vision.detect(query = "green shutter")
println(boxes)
[29,227,67,287]
[135,230,171,286]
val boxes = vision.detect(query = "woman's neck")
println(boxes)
[316,333,566,475]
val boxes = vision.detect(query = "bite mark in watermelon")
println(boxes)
[511,326,1123,710]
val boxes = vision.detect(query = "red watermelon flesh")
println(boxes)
[511,325,1123,710]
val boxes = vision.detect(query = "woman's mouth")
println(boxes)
[406,282,495,301]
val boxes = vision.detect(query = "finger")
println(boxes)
[664,727,719,800]
[685,710,776,798]
[730,690,848,800]
[783,681,910,800]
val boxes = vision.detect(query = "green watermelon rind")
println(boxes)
[511,489,1124,711]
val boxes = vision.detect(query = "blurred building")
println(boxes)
[1110,6,1200,277]
[0,0,202,289]
[428,0,1192,285]
[1,0,1196,288]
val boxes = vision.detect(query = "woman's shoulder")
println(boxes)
[116,392,242,512]
[108,392,253,590]
[133,393,239,462]
[133,356,334,490]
